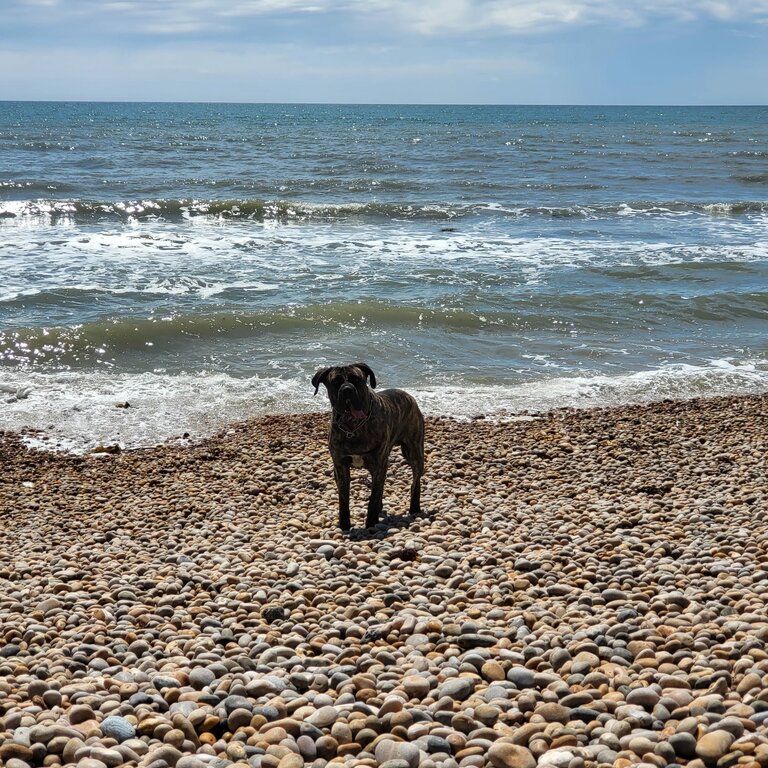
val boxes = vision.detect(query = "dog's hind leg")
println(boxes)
[401,439,424,516]
[333,463,352,531]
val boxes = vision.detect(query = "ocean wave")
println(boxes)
[0,280,280,305]
[3,233,766,324]
[0,303,515,367]
[2,361,767,453]
[3,290,768,369]
[2,197,768,224]
[733,173,768,185]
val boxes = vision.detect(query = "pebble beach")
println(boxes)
[2,393,768,768]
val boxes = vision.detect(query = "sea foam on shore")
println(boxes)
[2,359,768,453]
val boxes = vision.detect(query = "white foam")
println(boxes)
[2,361,767,454]
[3,371,326,453]
[415,362,768,419]
[2,214,768,305]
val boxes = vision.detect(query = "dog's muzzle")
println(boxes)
[338,383,366,419]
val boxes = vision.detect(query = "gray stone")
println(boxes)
[100,716,136,743]
[189,667,216,690]
[223,695,253,713]
[667,733,696,760]
[307,705,339,729]
[148,744,184,766]
[176,759,207,768]
[626,686,661,709]
[507,668,535,688]
[418,735,452,754]
[437,677,476,701]
[246,676,288,697]
[297,735,317,761]
[75,760,108,768]
[227,708,253,730]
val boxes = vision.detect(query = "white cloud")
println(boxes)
[375,0,768,34]
[7,0,768,36]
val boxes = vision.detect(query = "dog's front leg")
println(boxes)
[333,463,352,531]
[365,455,389,529]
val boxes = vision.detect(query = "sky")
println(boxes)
[2,0,768,104]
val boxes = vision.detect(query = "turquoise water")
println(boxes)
[2,102,768,449]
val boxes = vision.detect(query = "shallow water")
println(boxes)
[2,102,768,449]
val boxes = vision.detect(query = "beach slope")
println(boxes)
[1,394,768,767]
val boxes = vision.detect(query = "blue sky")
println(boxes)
[2,0,767,103]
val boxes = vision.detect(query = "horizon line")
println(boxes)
[2,99,767,108]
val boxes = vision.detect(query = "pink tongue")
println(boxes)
[350,407,366,419]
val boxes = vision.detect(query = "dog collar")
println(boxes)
[333,408,371,438]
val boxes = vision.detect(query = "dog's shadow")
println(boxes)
[345,510,430,540]
[338,460,427,539]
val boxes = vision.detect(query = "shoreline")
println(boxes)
[2,392,768,768]
[3,364,768,455]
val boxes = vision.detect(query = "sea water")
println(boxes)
[1,102,767,450]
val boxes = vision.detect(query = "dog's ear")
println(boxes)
[354,363,377,389]
[312,367,332,395]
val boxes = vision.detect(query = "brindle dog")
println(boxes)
[312,363,425,531]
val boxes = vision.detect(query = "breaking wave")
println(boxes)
[2,197,768,224]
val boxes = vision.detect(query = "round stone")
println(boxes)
[307,705,339,729]
[669,732,697,759]
[538,748,575,768]
[487,742,537,768]
[402,674,431,699]
[626,687,661,709]
[437,677,476,701]
[176,758,208,768]
[507,668,535,688]
[0,744,34,762]
[76,760,109,768]
[227,708,253,730]
[535,703,571,723]
[374,739,421,768]
[277,754,304,768]
[100,716,136,743]
[481,661,506,681]
[297,735,317,761]
[89,747,125,767]
[69,704,96,725]
[696,730,735,762]
[189,667,216,690]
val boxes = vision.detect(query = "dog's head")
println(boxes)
[312,363,377,419]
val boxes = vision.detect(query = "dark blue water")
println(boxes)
[2,102,768,450]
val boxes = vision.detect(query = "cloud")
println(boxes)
[7,0,768,38]
[372,0,768,34]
